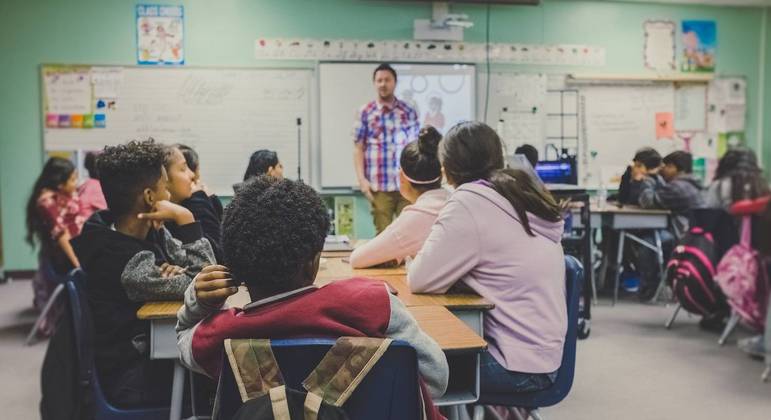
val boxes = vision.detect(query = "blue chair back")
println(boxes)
[216,338,421,420]
[64,269,169,420]
[478,254,582,408]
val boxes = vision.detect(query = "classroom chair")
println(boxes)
[26,257,68,345]
[215,338,421,420]
[65,269,170,420]
[471,255,582,420]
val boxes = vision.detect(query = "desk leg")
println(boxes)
[169,360,185,420]
[651,230,668,303]
[613,230,625,306]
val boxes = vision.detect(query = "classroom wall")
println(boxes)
[0,0,768,271]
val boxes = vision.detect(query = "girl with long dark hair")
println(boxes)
[407,121,567,401]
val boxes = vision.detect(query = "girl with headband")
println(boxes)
[350,126,449,268]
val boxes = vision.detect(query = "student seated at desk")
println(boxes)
[407,121,567,396]
[175,176,448,418]
[232,149,283,193]
[615,147,662,205]
[350,126,449,268]
[705,148,769,209]
[632,151,705,301]
[637,151,705,231]
[164,144,225,262]
[71,140,215,408]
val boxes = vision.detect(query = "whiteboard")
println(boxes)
[43,66,312,195]
[319,63,475,188]
[580,84,682,187]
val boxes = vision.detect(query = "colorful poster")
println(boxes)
[681,20,716,73]
[136,5,184,65]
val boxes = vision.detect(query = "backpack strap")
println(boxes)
[269,385,292,420]
[224,338,285,403]
[302,337,393,407]
[740,215,752,247]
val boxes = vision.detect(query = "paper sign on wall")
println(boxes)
[44,71,92,115]
[137,5,184,65]
[644,21,676,71]
[656,112,674,139]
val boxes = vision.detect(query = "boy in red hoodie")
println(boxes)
[175,176,448,417]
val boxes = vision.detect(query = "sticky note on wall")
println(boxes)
[58,115,71,128]
[70,114,84,128]
[46,114,59,128]
[82,114,94,128]
[94,114,106,128]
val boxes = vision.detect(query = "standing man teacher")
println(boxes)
[353,63,420,233]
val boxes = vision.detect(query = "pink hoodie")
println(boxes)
[408,182,567,374]
[350,188,450,268]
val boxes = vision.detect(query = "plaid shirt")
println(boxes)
[353,98,420,192]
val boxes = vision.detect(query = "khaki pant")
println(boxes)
[370,191,410,234]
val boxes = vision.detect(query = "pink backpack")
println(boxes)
[714,216,770,331]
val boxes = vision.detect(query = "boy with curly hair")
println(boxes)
[176,176,448,418]
[71,139,215,407]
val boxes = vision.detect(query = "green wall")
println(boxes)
[1,0,768,270]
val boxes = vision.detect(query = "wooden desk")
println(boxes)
[574,203,671,305]
[138,298,487,411]
[316,256,406,281]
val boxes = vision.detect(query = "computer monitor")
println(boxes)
[535,159,577,185]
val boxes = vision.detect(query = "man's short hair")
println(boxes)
[98,139,165,217]
[222,176,330,296]
[373,63,397,82]
[663,151,693,174]
[633,147,662,170]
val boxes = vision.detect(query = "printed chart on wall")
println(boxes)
[42,65,312,195]
[136,4,184,65]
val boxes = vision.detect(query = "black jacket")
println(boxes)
[166,191,224,263]
[70,210,214,387]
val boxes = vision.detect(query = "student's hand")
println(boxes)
[159,263,186,278]
[138,200,195,226]
[358,179,375,202]
[194,264,238,307]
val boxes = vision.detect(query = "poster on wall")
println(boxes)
[681,20,716,73]
[643,21,676,71]
[136,5,184,65]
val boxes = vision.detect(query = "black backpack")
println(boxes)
[666,226,730,316]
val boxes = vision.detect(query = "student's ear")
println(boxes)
[303,252,322,284]
[143,187,156,208]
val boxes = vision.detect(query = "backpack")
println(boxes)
[218,337,425,420]
[665,226,729,316]
[715,216,771,331]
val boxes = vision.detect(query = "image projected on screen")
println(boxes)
[395,64,475,134]
[319,62,476,188]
